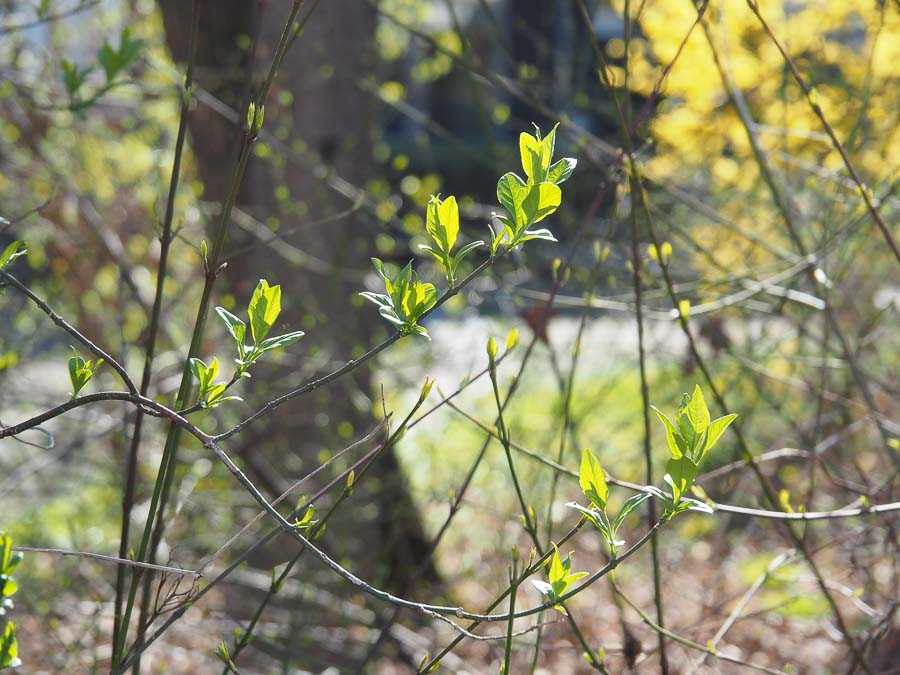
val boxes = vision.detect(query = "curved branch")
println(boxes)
[1,270,137,394]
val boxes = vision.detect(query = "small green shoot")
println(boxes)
[652,385,737,517]
[566,449,651,555]
[531,546,587,613]
[490,124,576,252]
[189,357,242,409]
[97,27,143,85]
[419,194,483,286]
[215,278,305,378]
[359,258,437,338]
[68,350,103,398]
[0,622,18,669]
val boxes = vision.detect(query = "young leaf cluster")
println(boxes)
[60,27,143,108]
[189,357,240,409]
[293,505,318,532]
[360,258,437,338]
[652,385,737,516]
[363,124,574,337]
[216,279,304,372]
[68,351,103,399]
[0,534,22,669]
[491,124,576,253]
[419,195,483,285]
[566,449,651,556]
[196,279,303,409]
[531,546,586,612]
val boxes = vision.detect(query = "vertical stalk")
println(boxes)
[622,0,669,669]
[113,2,309,669]
[628,176,669,674]
[487,361,607,673]
[111,0,200,661]
[575,1,872,670]
[502,562,519,675]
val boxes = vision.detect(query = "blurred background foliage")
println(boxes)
[0,0,897,672]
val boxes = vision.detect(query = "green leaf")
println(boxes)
[189,357,218,394]
[665,455,699,506]
[547,157,577,185]
[189,357,206,382]
[652,405,686,459]
[215,307,246,345]
[1,577,18,598]
[98,27,143,82]
[521,182,562,225]
[454,239,484,263]
[390,262,413,311]
[402,280,436,320]
[371,257,389,283]
[248,279,282,344]
[548,546,565,585]
[426,194,459,253]
[417,243,444,265]
[543,545,587,602]
[496,172,529,228]
[685,384,710,434]
[0,535,12,573]
[358,291,391,309]
[0,241,26,271]
[259,331,305,352]
[205,357,219,382]
[519,123,561,183]
[60,59,91,98]
[68,355,93,398]
[519,228,557,243]
[531,579,554,596]
[565,501,608,537]
[204,383,228,406]
[362,260,434,337]
[613,492,651,532]
[97,43,118,82]
[519,131,546,184]
[704,413,737,456]
[579,449,608,510]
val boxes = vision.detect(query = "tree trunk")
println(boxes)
[157,0,438,665]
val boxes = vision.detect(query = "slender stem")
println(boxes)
[112,0,201,659]
[622,0,668,665]
[487,362,607,672]
[220,394,427,673]
[115,2,310,667]
[502,566,518,675]
[574,3,872,668]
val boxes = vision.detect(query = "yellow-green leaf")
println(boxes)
[248,279,282,343]
[519,131,545,183]
[579,448,608,509]
[704,413,737,455]
[686,384,710,433]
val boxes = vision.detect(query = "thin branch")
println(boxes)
[14,546,201,578]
